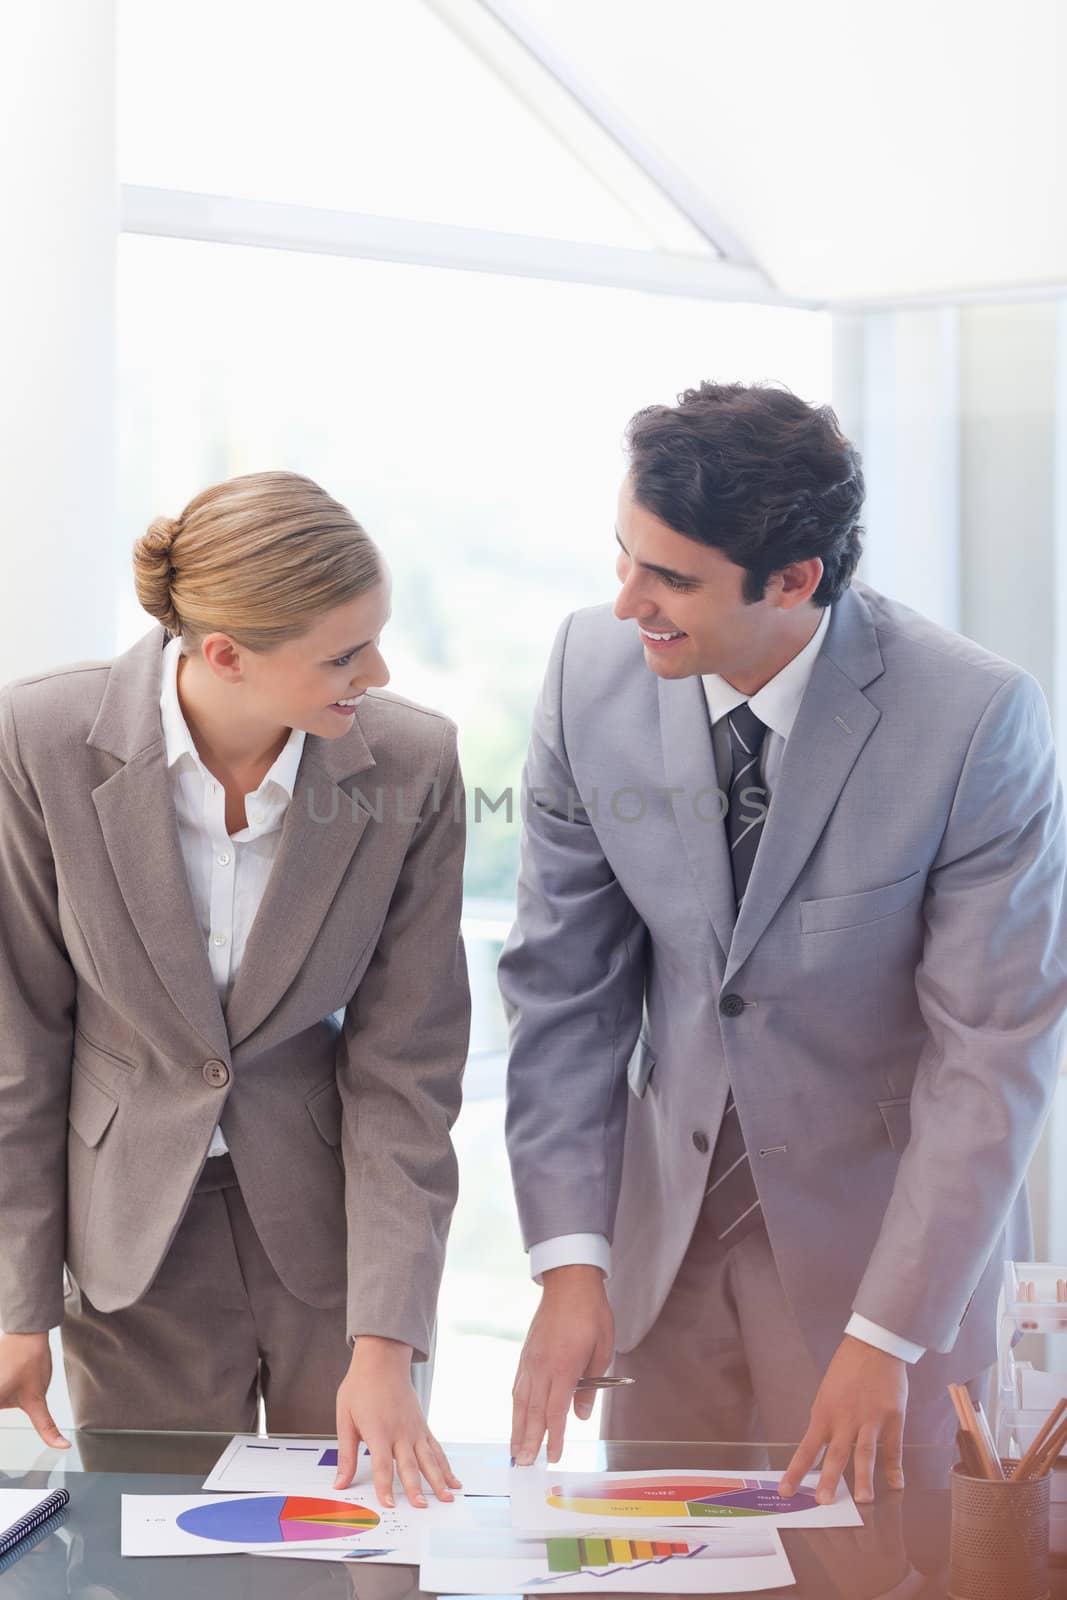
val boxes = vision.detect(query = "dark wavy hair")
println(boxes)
[624,381,865,606]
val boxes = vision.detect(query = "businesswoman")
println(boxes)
[0,471,469,1507]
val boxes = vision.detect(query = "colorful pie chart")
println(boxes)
[176,1495,380,1545]
[547,1476,817,1519]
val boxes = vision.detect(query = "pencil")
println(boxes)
[948,1384,971,1433]
[955,1426,984,1479]
[1013,1397,1067,1482]
[1031,1411,1067,1480]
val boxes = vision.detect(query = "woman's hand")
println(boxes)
[334,1335,461,1508]
[0,1331,70,1448]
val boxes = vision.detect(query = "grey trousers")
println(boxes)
[603,1201,988,1451]
[62,1153,352,1434]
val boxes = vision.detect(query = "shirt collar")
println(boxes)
[701,603,831,740]
[159,633,305,798]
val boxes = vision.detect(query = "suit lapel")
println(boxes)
[91,751,232,1062]
[655,586,886,978]
[723,662,879,982]
[657,672,737,963]
[724,587,885,982]
[222,738,375,1049]
[87,625,378,1058]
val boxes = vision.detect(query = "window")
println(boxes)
[118,231,830,1432]
[118,0,714,254]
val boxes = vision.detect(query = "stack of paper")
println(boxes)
[120,1433,863,1592]
[419,1465,862,1593]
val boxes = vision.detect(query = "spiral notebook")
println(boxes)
[0,1489,70,1556]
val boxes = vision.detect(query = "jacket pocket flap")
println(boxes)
[801,870,923,934]
[68,1067,118,1149]
[627,1036,656,1099]
[878,1096,912,1153]
[306,1080,343,1146]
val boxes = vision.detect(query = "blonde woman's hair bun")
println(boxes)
[133,514,184,636]
[131,472,381,655]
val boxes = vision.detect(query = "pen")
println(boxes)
[573,1377,637,1390]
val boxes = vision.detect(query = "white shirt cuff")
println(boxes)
[529,1234,611,1285]
[847,1312,926,1364]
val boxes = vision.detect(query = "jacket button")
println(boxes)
[719,992,746,1018]
[692,1131,710,1154]
[203,1059,230,1088]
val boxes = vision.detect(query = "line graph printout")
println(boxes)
[420,1525,793,1594]
[511,1466,861,1533]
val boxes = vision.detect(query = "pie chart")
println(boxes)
[547,1476,817,1519]
[176,1495,381,1545]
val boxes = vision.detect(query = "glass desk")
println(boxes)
[0,1428,1064,1598]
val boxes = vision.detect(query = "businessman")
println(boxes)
[499,381,1067,1504]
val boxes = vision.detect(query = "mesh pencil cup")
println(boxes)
[949,1458,1050,1600]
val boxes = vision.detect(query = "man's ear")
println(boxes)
[774,557,823,608]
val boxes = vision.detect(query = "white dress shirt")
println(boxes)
[528,606,926,1365]
[160,634,306,1157]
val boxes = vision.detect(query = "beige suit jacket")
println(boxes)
[0,625,470,1359]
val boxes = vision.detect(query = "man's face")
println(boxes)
[613,474,774,682]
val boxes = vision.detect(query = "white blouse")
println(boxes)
[159,634,306,1156]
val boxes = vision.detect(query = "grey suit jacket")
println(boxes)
[500,581,1067,1386]
[0,625,470,1359]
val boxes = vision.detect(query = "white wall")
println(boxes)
[0,0,118,1429]
[0,1,119,685]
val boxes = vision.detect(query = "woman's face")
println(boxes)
[232,576,393,739]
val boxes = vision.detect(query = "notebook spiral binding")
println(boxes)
[0,1489,70,1558]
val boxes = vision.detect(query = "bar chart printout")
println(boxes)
[419,1525,794,1594]
[549,1535,699,1570]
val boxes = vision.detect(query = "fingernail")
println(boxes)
[333,1477,342,1489]
[817,1491,831,1504]
[517,1451,533,1466]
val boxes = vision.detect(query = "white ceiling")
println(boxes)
[508,0,1067,303]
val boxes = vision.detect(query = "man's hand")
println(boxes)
[779,1335,908,1505]
[0,1331,69,1449]
[334,1335,460,1508]
[511,1265,615,1465]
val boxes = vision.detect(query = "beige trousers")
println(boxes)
[61,1153,351,1434]
[603,1200,988,1451]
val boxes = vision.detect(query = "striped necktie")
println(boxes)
[703,701,769,1249]
[724,701,770,905]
